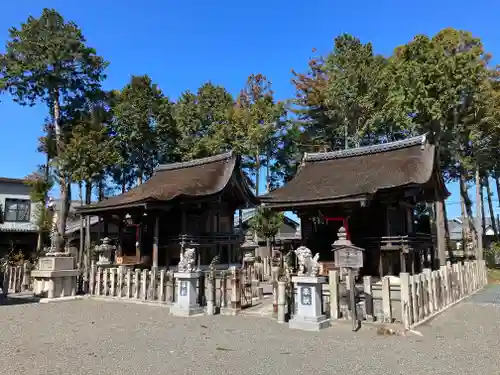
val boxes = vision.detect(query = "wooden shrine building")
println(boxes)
[77,151,257,268]
[260,135,449,278]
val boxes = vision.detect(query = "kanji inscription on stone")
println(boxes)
[335,247,363,269]
[300,286,312,305]
[179,281,188,296]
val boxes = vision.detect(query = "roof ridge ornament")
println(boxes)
[156,150,234,171]
[303,134,427,163]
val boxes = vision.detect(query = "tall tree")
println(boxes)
[59,94,119,270]
[229,74,284,195]
[174,82,234,160]
[324,34,390,148]
[385,28,493,247]
[112,75,165,186]
[0,9,107,251]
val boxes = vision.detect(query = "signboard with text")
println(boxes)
[334,246,364,269]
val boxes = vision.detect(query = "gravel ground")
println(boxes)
[1,288,499,375]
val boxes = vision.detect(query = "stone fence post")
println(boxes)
[222,267,241,315]
[400,272,411,330]
[206,270,216,315]
[277,281,286,323]
[89,261,96,295]
[21,262,30,292]
[329,270,339,319]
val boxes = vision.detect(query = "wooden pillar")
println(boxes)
[378,251,384,278]
[216,203,221,262]
[136,219,143,264]
[103,215,109,238]
[435,198,447,267]
[406,207,414,233]
[153,214,159,268]
[400,252,406,273]
[181,208,187,233]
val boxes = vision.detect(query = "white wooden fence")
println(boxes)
[87,264,261,310]
[2,263,31,294]
[89,265,176,303]
[323,260,487,329]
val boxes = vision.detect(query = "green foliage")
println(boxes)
[111,75,177,187]
[59,93,120,184]
[0,8,107,108]
[25,169,54,232]
[485,242,500,268]
[324,34,390,147]
[173,82,234,160]
[0,8,108,252]
[250,208,284,241]
[227,74,285,193]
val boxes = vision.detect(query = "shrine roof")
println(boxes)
[260,134,448,209]
[77,151,257,214]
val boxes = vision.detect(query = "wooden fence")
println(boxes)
[2,263,31,294]
[87,264,261,311]
[315,259,487,329]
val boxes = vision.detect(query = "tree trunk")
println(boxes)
[254,154,260,245]
[480,177,486,236]
[442,201,454,260]
[121,169,126,194]
[460,187,467,251]
[485,176,499,240]
[53,95,70,252]
[78,182,84,271]
[98,179,108,236]
[459,171,475,237]
[495,171,500,208]
[475,168,483,260]
[85,181,92,258]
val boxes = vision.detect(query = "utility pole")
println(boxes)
[475,168,483,260]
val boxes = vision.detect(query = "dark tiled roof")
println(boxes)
[77,151,257,213]
[260,135,443,208]
[0,177,27,184]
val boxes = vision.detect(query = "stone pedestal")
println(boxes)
[170,272,204,317]
[30,256,79,299]
[288,276,330,331]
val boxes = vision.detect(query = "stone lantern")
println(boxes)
[94,237,115,266]
[241,231,258,266]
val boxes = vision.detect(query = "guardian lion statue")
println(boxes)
[294,246,320,277]
[178,248,196,273]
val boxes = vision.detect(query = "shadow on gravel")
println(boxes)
[0,295,40,306]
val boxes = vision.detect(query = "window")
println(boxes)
[4,199,31,222]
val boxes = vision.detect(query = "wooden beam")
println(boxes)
[153,215,159,268]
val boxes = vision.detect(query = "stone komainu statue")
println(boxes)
[178,248,196,273]
[294,246,320,277]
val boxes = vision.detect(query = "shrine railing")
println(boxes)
[366,233,435,253]
[163,233,243,247]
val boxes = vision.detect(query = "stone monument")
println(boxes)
[288,246,330,331]
[170,247,204,316]
[30,197,79,299]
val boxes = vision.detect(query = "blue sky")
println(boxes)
[1,0,499,219]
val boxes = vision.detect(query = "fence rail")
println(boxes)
[87,265,262,311]
[317,260,487,329]
[2,259,486,332]
[2,263,31,294]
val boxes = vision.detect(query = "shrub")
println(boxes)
[485,242,500,268]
